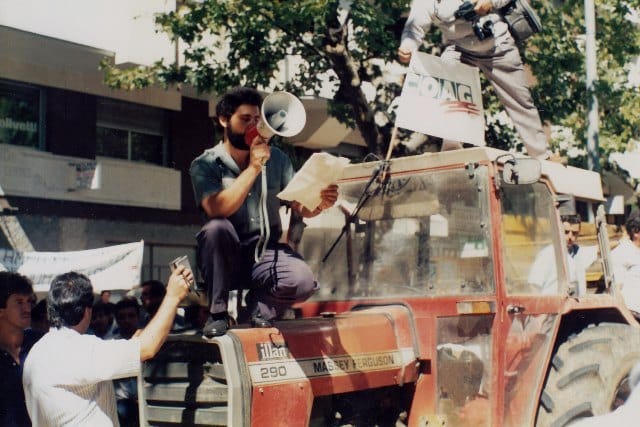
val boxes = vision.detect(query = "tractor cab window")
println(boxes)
[500,182,567,295]
[304,165,493,300]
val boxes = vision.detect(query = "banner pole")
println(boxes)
[385,127,400,162]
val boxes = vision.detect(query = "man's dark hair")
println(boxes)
[626,210,640,239]
[560,214,581,224]
[141,280,166,299]
[215,87,263,120]
[47,272,94,328]
[32,299,48,323]
[115,296,140,315]
[92,300,114,316]
[0,271,34,308]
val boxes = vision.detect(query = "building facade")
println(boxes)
[0,24,367,286]
[0,25,226,283]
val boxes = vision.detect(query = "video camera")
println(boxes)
[454,1,495,41]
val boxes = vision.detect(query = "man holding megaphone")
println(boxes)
[190,87,339,337]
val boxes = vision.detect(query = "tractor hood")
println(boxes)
[214,304,420,425]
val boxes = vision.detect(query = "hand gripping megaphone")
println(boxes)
[244,91,307,147]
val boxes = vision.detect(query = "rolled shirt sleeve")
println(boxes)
[190,151,224,208]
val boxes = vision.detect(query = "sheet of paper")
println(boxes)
[277,152,350,210]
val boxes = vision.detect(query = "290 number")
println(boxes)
[260,365,287,379]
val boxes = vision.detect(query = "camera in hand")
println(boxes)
[454,0,495,41]
[473,17,494,40]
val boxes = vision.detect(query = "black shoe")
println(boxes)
[202,315,228,338]
[251,312,273,328]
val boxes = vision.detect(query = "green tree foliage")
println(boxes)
[102,0,640,165]
[102,0,410,157]
[525,0,640,167]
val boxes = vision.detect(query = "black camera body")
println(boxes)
[454,1,495,41]
[473,17,494,40]
[454,1,477,21]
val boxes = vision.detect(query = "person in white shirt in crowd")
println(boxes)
[562,214,597,296]
[611,210,640,320]
[22,268,191,426]
[528,214,596,296]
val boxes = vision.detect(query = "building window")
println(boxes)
[96,126,164,164]
[0,79,44,149]
[96,98,167,165]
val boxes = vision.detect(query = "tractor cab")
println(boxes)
[141,147,640,427]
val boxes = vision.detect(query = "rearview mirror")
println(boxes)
[499,155,541,185]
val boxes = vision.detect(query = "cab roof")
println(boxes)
[340,147,604,202]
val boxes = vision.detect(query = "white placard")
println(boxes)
[0,241,144,293]
[277,152,350,210]
[396,52,485,146]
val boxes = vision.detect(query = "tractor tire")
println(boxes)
[536,322,640,427]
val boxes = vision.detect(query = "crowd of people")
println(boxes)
[0,268,192,427]
[0,86,340,427]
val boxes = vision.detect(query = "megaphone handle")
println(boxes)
[254,167,270,262]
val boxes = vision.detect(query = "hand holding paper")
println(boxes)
[277,152,350,210]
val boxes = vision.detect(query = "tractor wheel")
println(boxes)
[536,322,640,427]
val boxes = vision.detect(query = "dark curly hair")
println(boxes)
[215,87,262,120]
[0,272,34,308]
[115,296,140,315]
[560,214,581,224]
[47,272,94,328]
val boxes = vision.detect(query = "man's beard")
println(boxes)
[228,128,249,151]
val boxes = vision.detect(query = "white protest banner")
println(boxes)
[395,52,485,146]
[0,241,144,293]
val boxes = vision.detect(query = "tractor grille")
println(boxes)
[142,335,229,426]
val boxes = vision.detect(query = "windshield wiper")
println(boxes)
[322,159,390,263]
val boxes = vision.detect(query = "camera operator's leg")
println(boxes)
[466,40,550,160]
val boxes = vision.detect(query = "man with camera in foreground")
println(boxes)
[398,0,552,161]
[22,267,192,426]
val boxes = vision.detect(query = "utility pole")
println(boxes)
[585,0,599,172]
[584,0,599,222]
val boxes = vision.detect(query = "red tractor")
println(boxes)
[141,148,640,427]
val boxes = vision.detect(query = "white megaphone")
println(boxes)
[244,91,307,147]
[248,91,306,262]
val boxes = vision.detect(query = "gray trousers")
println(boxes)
[442,37,549,159]
[196,218,317,321]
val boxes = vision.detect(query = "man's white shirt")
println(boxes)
[23,327,140,427]
[612,239,640,313]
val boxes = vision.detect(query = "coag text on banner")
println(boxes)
[395,52,485,146]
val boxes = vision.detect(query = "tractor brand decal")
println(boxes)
[257,342,290,360]
[248,348,415,385]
